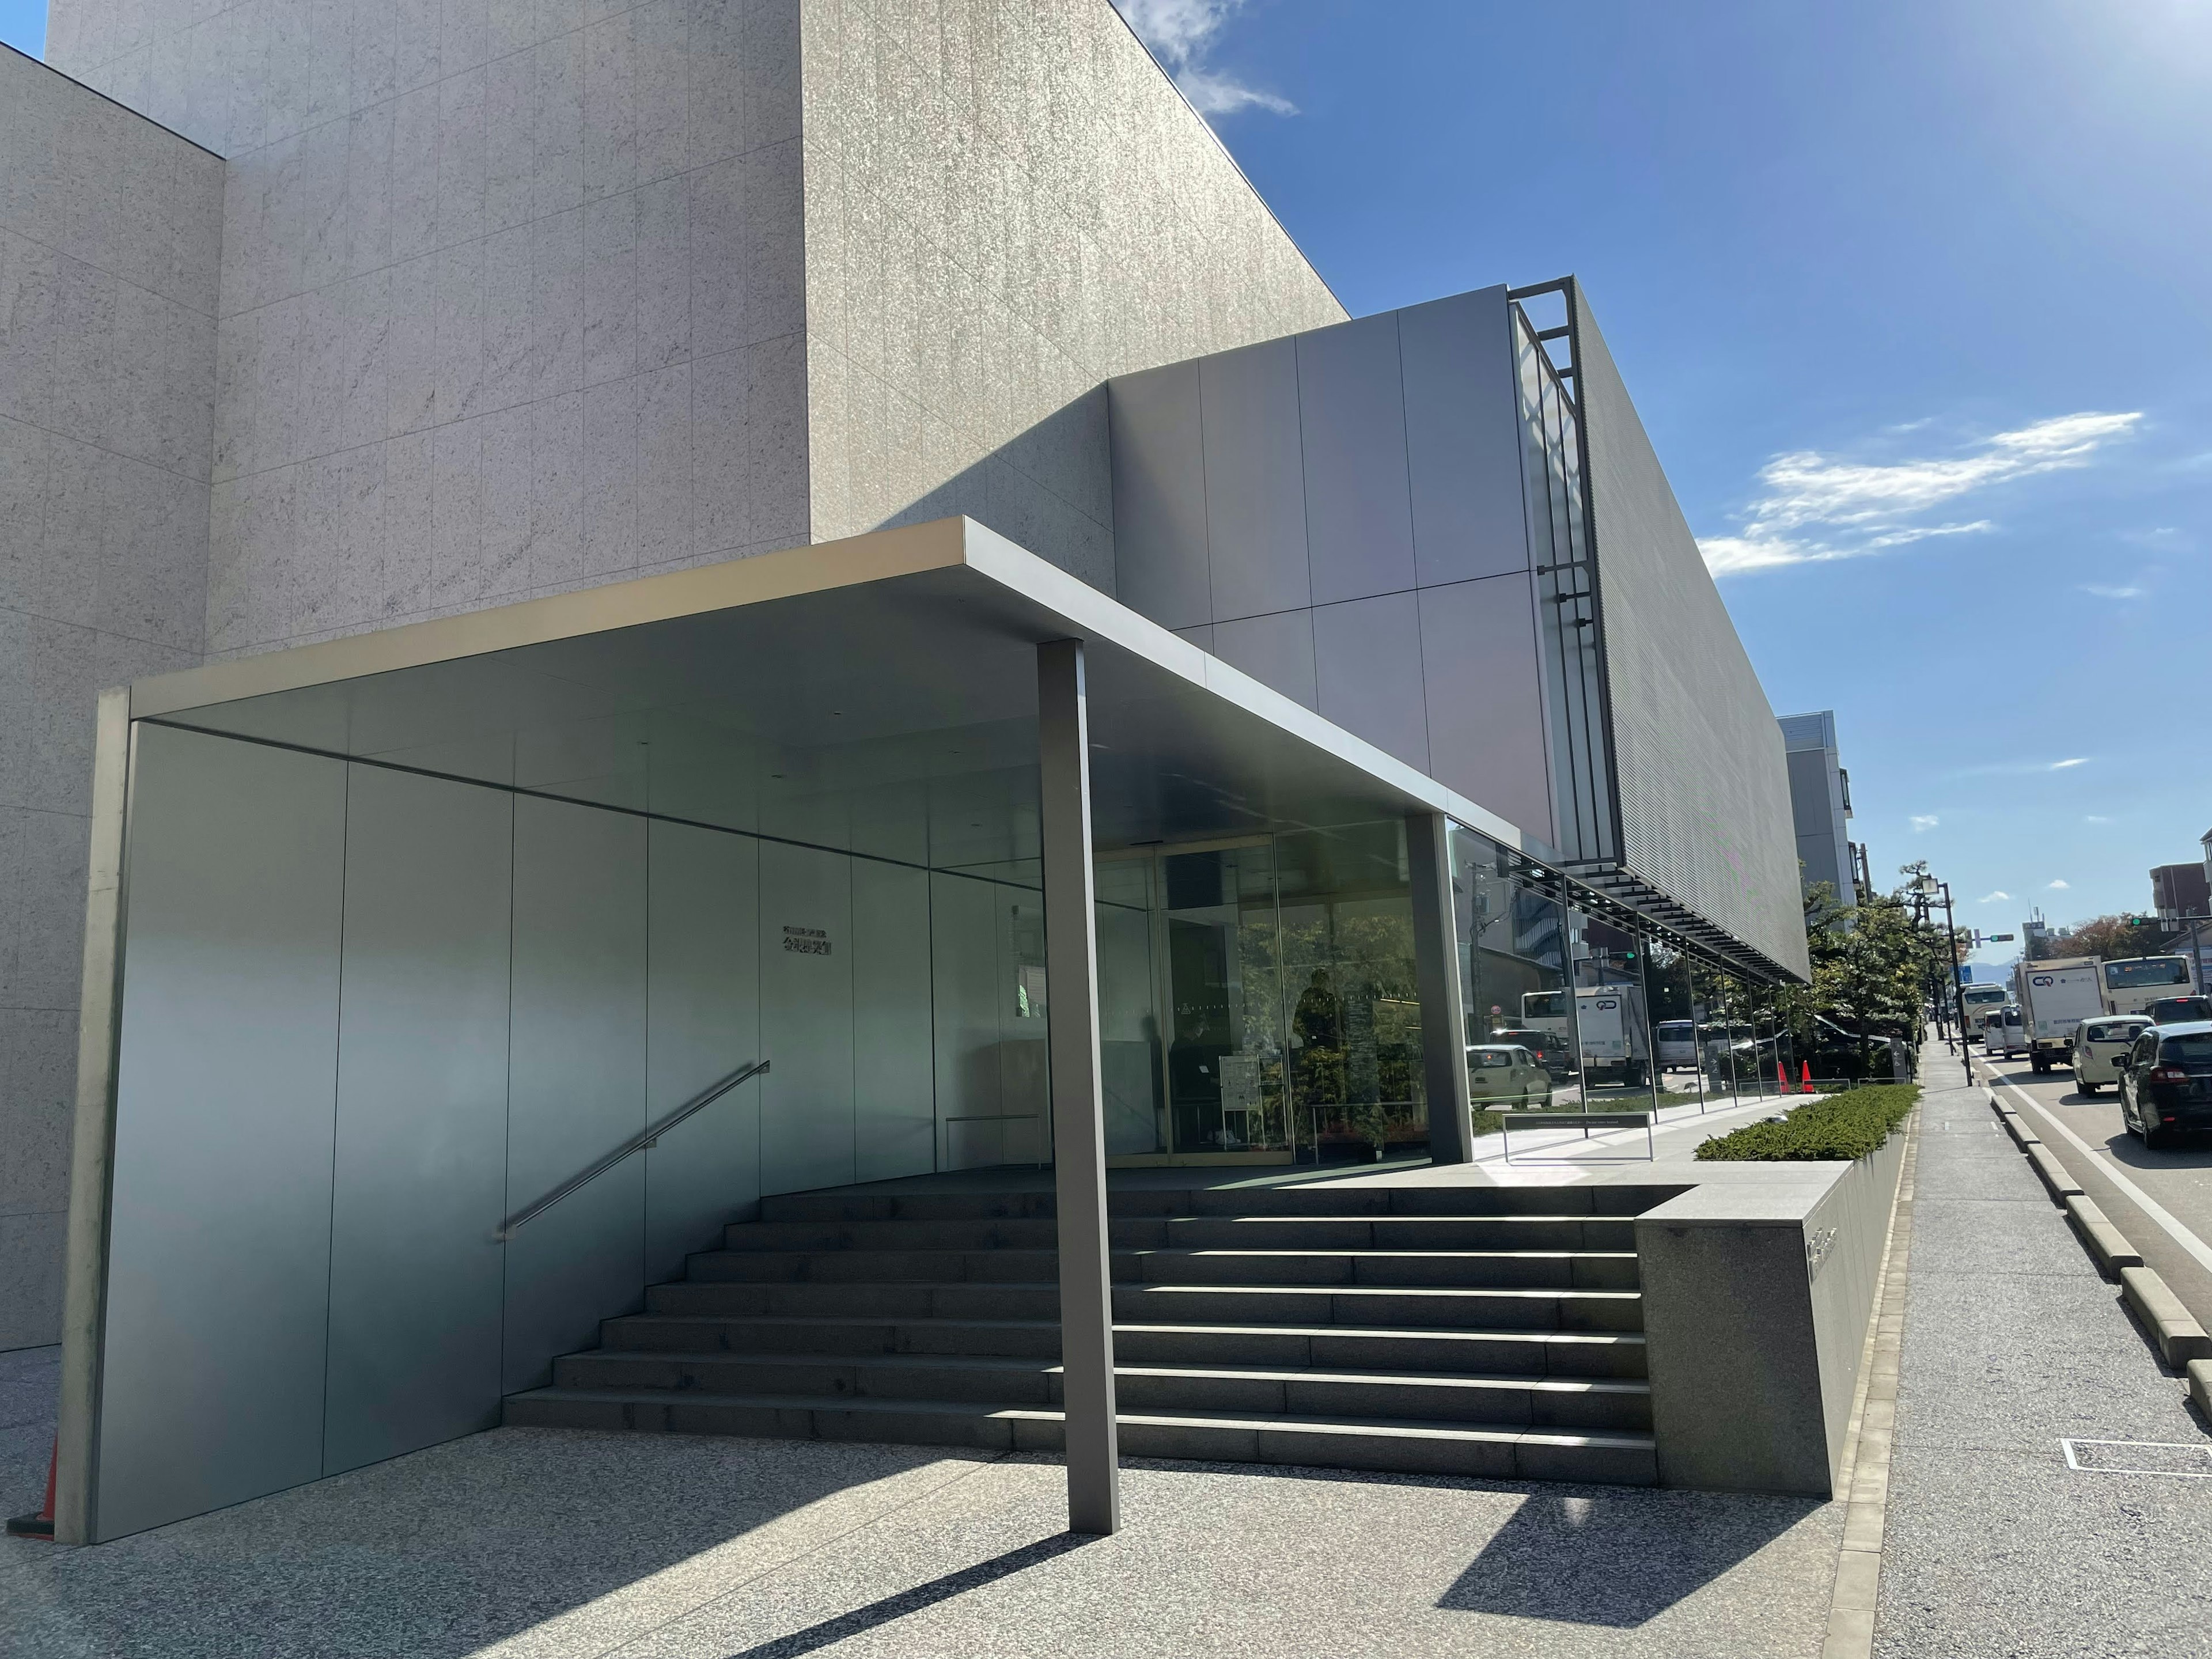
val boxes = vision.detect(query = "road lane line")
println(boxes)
[1984,1066,2212,1279]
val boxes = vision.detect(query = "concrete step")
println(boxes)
[643,1278,1642,1331]
[1111,1282,1644,1332]
[548,1348,1652,1431]
[684,1246,1639,1291]
[755,1183,1675,1226]
[502,1388,1656,1484]
[718,1213,1639,1254]
[596,1313,1647,1379]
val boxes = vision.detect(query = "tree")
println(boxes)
[2030,913,2162,962]
[1773,878,1950,1078]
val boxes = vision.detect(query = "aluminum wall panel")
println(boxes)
[1298,314,1418,606]
[1199,339,1310,623]
[1400,288,1531,588]
[1312,592,1432,774]
[501,796,649,1393]
[851,860,937,1184]
[759,840,856,1194]
[1573,290,1809,978]
[1108,362,1211,631]
[643,820,763,1285]
[1416,575,1556,849]
[322,766,514,1476]
[1212,610,1319,712]
[98,725,347,1539]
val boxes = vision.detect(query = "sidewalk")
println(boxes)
[1874,1074,2212,1656]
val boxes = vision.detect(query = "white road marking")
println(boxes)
[2061,1438,2212,1478]
[1986,1066,2212,1279]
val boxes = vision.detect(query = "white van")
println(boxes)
[1654,1020,1697,1071]
[1979,1006,2025,1059]
[1958,983,2010,1037]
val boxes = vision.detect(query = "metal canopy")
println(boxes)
[129,518,1535,870]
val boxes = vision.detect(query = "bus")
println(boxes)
[2101,955,2195,1018]
[1957,982,2010,1037]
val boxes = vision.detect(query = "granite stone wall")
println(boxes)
[798,0,1344,590]
[48,0,815,657]
[0,45,224,1348]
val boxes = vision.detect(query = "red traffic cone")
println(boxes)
[1776,1060,1790,1094]
[1800,1060,1814,1092]
[5,1438,55,1539]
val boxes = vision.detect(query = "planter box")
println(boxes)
[1633,1120,1911,1495]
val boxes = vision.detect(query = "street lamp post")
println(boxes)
[1912,872,1972,1085]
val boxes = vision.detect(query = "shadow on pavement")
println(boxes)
[1437,1488,1819,1627]
[2098,1134,2212,1171]
[721,1533,1099,1658]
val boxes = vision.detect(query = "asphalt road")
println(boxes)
[1968,1041,2212,1341]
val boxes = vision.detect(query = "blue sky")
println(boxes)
[7,0,2206,960]
[1116,0,2212,960]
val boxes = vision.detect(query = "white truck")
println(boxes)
[2015,957,2102,1074]
[1520,986,1652,1089]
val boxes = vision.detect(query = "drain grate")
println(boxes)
[2061,1438,2212,1478]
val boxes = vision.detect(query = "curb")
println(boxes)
[2189,1358,2212,1420]
[2025,1142,2084,1200]
[2063,1195,2143,1277]
[2119,1265,2212,1367]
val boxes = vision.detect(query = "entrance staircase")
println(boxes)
[505,1179,1674,1484]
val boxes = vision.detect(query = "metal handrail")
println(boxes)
[496,1058,770,1241]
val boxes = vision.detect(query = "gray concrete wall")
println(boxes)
[1575,292,1809,980]
[1635,1126,1908,1495]
[1105,287,1556,840]
[48,0,815,657]
[0,46,223,1349]
[799,0,1345,592]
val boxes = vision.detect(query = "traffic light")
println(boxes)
[2126,915,2153,929]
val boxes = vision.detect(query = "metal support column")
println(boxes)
[1036,639,1120,1536]
[1407,812,1475,1165]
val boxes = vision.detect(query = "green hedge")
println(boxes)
[1694,1084,1919,1162]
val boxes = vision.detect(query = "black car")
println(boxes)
[2145,995,2212,1027]
[2118,1020,2212,1148]
[1486,1025,1573,1079]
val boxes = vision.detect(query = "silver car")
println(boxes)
[2071,1015,2150,1095]
[1468,1043,1554,1108]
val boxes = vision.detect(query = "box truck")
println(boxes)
[2016,957,2101,1074]
[1521,986,1650,1089]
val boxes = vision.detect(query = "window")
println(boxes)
[2106,959,2189,990]
[2157,1034,2212,1064]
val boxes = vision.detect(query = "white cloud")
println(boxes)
[2048,879,2070,889]
[2085,815,2114,824]
[2048,757,2088,770]
[1113,0,1297,116]
[1910,815,1940,832]
[1699,411,2142,576]
[1980,891,2012,903]
[2081,583,2145,599]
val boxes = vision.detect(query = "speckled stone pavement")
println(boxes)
[2,1381,1846,1659]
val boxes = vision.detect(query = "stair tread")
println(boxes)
[608,1313,1646,1343]
[699,1247,1638,1262]
[665,1280,1638,1297]
[507,1386,1653,1448]
[563,1350,1650,1393]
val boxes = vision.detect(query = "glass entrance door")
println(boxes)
[1159,843,1288,1156]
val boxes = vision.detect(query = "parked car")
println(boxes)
[2071,1015,2151,1095]
[1466,1043,1554,1108]
[2145,995,2212,1027]
[2119,1021,2212,1147]
[1486,1025,1573,1080]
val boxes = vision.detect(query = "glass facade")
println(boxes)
[1096,822,1424,1163]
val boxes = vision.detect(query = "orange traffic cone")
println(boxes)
[1776,1060,1790,1094]
[1800,1060,1813,1092]
[5,1438,54,1538]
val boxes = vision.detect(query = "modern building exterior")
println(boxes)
[1778,711,1857,907]
[2150,861,2209,921]
[4,0,1818,1541]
